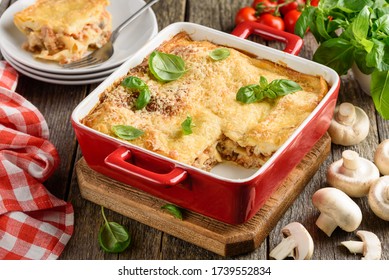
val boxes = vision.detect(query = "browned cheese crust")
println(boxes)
[82,32,328,171]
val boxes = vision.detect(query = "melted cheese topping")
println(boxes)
[14,0,111,64]
[82,32,328,171]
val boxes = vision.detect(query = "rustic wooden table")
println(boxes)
[1,0,388,260]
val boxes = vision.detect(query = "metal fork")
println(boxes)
[63,0,160,69]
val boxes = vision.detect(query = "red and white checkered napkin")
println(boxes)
[0,61,74,259]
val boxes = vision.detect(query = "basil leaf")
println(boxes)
[181,115,194,135]
[259,76,268,88]
[354,49,375,75]
[315,12,332,41]
[161,204,183,220]
[209,48,230,61]
[237,76,301,104]
[135,88,151,110]
[374,14,389,36]
[121,76,147,90]
[98,207,131,253]
[112,125,144,140]
[236,84,260,104]
[295,6,317,38]
[121,76,151,110]
[148,51,186,82]
[267,79,303,96]
[352,6,370,41]
[313,37,355,75]
[371,70,389,119]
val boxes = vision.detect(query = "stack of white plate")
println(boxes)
[0,0,158,85]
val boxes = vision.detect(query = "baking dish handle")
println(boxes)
[231,21,303,55]
[104,147,187,186]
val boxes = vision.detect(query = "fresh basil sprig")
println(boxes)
[236,76,302,104]
[181,115,194,135]
[112,125,144,140]
[295,0,389,119]
[121,76,151,110]
[148,51,186,82]
[121,76,147,89]
[98,207,131,253]
[161,204,183,220]
[209,48,230,61]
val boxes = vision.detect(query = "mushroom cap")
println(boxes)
[282,222,314,260]
[312,187,362,233]
[368,175,389,221]
[374,139,389,175]
[328,102,369,146]
[327,150,380,197]
[341,230,382,260]
[269,222,314,260]
[357,230,382,260]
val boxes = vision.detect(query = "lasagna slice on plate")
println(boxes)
[13,0,112,64]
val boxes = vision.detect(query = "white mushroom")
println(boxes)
[374,139,389,175]
[327,150,380,197]
[328,102,369,146]
[341,230,381,260]
[312,187,362,237]
[269,222,314,260]
[368,175,389,221]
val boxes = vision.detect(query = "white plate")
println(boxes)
[2,51,108,85]
[2,47,118,80]
[0,0,158,75]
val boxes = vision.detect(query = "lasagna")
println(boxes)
[82,32,328,171]
[13,0,112,64]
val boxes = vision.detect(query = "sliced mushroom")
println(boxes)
[368,175,389,221]
[374,139,389,175]
[328,102,369,146]
[269,222,314,260]
[327,150,380,197]
[312,187,362,237]
[341,230,381,260]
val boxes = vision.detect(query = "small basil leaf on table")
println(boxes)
[148,51,186,82]
[112,125,144,140]
[98,207,131,253]
[209,48,230,61]
[161,204,183,220]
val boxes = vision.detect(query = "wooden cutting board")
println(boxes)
[76,133,331,257]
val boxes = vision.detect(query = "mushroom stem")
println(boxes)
[269,237,296,260]
[341,230,381,260]
[336,102,356,125]
[341,241,364,254]
[315,213,338,237]
[341,150,359,171]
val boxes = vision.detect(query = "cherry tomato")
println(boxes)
[235,6,257,25]
[257,13,285,31]
[252,0,278,14]
[283,9,301,33]
[278,0,305,16]
[310,0,319,6]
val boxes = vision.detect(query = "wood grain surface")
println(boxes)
[0,0,388,260]
[76,135,330,257]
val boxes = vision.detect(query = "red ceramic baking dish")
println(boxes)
[71,22,340,225]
